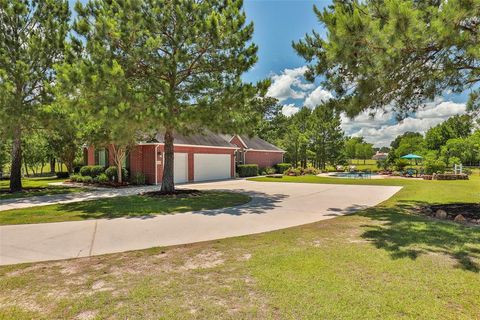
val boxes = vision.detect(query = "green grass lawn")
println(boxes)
[0,177,84,200]
[0,191,251,225]
[1,174,479,319]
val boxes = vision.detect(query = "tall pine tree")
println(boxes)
[0,0,69,192]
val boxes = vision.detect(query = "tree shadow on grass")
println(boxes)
[356,201,480,272]
[56,190,287,220]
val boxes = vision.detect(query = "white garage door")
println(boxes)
[174,153,188,183]
[194,154,231,182]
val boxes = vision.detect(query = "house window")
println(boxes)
[95,148,108,167]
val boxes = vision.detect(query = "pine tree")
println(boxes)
[0,0,70,192]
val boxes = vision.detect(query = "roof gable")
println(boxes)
[237,135,284,152]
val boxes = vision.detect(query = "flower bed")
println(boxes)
[423,173,469,180]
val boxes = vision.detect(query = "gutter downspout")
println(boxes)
[154,144,159,185]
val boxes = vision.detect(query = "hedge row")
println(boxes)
[78,165,128,182]
[237,164,258,177]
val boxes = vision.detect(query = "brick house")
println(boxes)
[85,132,284,184]
[226,135,285,168]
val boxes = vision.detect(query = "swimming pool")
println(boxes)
[330,172,376,179]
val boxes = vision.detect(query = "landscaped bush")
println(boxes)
[70,174,81,182]
[56,172,70,179]
[265,167,276,175]
[303,166,320,175]
[284,167,302,176]
[394,159,410,171]
[425,159,446,175]
[275,163,291,174]
[284,166,320,176]
[79,165,105,178]
[105,166,128,182]
[79,175,93,183]
[130,172,146,185]
[237,164,258,177]
[94,173,109,184]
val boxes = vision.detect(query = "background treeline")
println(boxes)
[255,104,374,169]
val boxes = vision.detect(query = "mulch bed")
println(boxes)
[141,189,204,198]
[420,203,480,225]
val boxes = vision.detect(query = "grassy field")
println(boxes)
[0,177,84,200]
[0,191,251,225]
[1,174,479,319]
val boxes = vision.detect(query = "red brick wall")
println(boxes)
[245,151,284,168]
[230,136,246,149]
[142,145,157,184]
[87,146,95,165]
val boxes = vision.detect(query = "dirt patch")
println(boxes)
[141,189,203,198]
[75,310,97,320]
[181,250,224,270]
[420,204,480,225]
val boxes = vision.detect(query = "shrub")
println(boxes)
[237,164,258,177]
[79,175,93,183]
[56,172,70,179]
[303,166,320,175]
[130,172,147,185]
[284,167,302,176]
[275,163,291,174]
[94,173,109,184]
[284,166,320,176]
[70,174,81,182]
[265,167,276,175]
[394,159,410,171]
[425,159,446,175]
[105,166,128,182]
[80,165,105,178]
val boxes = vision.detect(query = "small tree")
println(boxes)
[0,0,70,191]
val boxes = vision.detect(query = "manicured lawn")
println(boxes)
[0,191,251,225]
[1,174,479,319]
[0,177,84,200]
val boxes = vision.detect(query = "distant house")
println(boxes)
[85,132,284,184]
[372,151,388,161]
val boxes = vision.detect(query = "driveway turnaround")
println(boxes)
[0,180,401,265]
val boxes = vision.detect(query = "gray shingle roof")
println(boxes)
[152,131,237,148]
[238,135,285,152]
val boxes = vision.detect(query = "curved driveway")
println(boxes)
[0,180,401,265]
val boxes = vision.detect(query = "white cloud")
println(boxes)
[266,66,310,102]
[416,101,466,119]
[281,104,300,117]
[267,66,468,147]
[304,86,333,108]
[342,100,468,147]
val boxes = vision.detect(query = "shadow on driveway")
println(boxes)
[55,189,288,220]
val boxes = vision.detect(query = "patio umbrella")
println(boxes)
[400,154,423,159]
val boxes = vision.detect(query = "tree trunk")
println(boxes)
[111,145,126,184]
[161,129,175,193]
[50,158,56,174]
[10,127,22,192]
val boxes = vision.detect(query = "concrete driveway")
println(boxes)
[0,180,401,265]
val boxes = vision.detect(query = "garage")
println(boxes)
[174,153,188,183]
[194,153,231,182]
